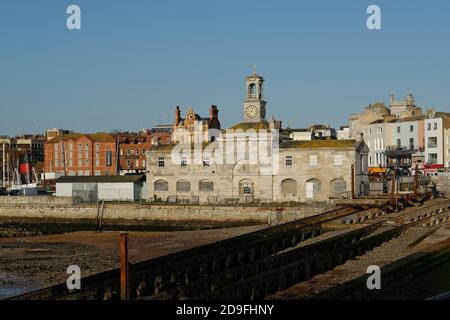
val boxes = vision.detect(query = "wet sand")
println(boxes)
[0,225,264,299]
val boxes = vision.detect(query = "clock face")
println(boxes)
[245,105,258,118]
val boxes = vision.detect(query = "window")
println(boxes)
[142,160,146,167]
[95,170,100,176]
[428,153,438,164]
[136,159,139,167]
[142,149,146,155]
[158,157,165,167]
[397,139,401,148]
[409,138,414,150]
[410,125,413,132]
[203,158,210,167]
[428,137,438,148]
[427,123,431,131]
[106,150,113,166]
[334,155,343,166]
[154,180,168,191]
[309,155,317,167]
[95,143,99,150]
[331,179,346,195]
[397,126,400,133]
[281,179,297,194]
[85,159,88,165]
[127,160,130,168]
[199,180,214,192]
[181,156,187,167]
[285,155,293,166]
[434,122,438,130]
[78,159,82,167]
[243,185,252,195]
[96,159,100,167]
[55,159,59,167]
[69,159,73,167]
[176,180,191,192]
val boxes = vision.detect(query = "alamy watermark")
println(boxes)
[170,128,280,176]
[66,5,81,30]
[366,265,381,290]
[367,5,381,30]
[66,265,81,290]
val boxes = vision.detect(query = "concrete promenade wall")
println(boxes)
[0,197,335,224]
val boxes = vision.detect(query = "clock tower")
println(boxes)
[243,67,266,123]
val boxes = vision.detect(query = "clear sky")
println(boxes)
[1,0,449,136]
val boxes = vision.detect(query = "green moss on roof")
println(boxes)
[228,121,269,131]
[151,141,215,152]
[280,139,357,149]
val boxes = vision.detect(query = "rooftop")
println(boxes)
[228,121,269,131]
[48,133,116,143]
[56,175,145,183]
[280,139,358,149]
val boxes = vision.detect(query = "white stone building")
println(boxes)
[146,71,369,204]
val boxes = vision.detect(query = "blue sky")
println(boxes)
[1,0,449,136]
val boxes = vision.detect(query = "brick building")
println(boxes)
[44,133,118,177]
[118,131,151,175]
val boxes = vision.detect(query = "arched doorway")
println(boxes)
[281,178,297,199]
[306,178,321,200]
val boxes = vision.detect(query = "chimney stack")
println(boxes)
[175,106,181,125]
[210,105,219,120]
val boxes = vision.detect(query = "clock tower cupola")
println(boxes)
[243,66,266,123]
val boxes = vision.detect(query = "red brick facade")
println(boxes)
[44,133,117,176]
[44,131,172,176]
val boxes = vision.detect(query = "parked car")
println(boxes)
[8,189,21,196]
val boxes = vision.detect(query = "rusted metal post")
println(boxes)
[351,164,355,199]
[413,163,419,197]
[120,233,129,300]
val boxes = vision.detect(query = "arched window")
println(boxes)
[199,180,214,192]
[330,178,346,195]
[176,180,191,192]
[248,83,256,96]
[281,178,297,194]
[154,179,168,192]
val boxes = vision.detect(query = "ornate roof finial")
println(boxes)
[253,65,257,75]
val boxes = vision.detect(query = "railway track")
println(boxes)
[10,205,371,300]
[145,199,450,300]
[11,198,449,300]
